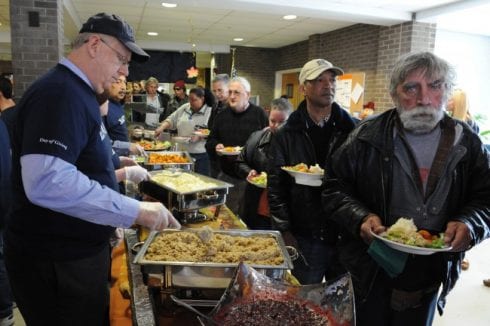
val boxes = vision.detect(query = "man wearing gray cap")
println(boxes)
[268,58,356,284]
[4,13,180,325]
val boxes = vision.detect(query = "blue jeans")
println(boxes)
[190,152,210,176]
[0,230,13,318]
[292,234,344,285]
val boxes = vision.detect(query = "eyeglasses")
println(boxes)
[100,38,130,67]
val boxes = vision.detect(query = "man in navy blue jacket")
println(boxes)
[4,13,180,325]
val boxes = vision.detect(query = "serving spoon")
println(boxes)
[170,295,218,325]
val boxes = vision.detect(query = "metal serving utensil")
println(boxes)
[170,295,218,326]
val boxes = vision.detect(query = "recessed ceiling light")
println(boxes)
[283,15,297,20]
[147,32,158,36]
[161,2,177,8]
[233,38,244,42]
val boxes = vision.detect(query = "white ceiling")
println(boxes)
[0,0,489,56]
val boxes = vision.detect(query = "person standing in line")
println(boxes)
[322,51,490,325]
[235,98,292,229]
[208,74,230,177]
[4,13,180,325]
[268,59,356,284]
[205,76,268,217]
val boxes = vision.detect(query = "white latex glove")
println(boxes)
[124,166,150,183]
[135,202,181,231]
[119,156,138,167]
[129,143,147,156]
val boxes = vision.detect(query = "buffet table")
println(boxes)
[110,205,246,326]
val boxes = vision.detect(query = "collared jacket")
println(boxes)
[322,108,490,313]
[268,100,356,238]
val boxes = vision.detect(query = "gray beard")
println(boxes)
[398,105,444,134]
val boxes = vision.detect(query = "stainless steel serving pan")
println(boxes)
[133,229,293,289]
[139,171,233,212]
[144,151,194,171]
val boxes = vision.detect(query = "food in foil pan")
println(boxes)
[206,262,355,326]
[147,152,190,164]
[144,227,284,265]
[151,171,219,193]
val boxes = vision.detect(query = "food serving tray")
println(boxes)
[140,171,233,212]
[144,151,194,171]
[144,170,233,196]
[133,229,293,289]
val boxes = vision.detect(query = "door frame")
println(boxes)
[274,68,302,99]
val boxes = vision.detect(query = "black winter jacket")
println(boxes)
[268,100,356,237]
[322,109,490,313]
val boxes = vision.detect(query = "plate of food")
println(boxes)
[193,128,210,137]
[247,172,267,188]
[371,217,452,255]
[136,140,172,151]
[281,163,324,186]
[217,146,243,156]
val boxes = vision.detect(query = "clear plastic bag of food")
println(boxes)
[205,262,355,325]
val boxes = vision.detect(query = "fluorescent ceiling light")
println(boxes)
[161,2,177,8]
[283,15,297,20]
[147,32,159,36]
[233,38,244,42]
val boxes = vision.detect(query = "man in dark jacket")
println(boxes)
[206,76,268,217]
[268,59,356,284]
[322,51,490,325]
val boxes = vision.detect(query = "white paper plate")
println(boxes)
[193,130,210,137]
[371,231,452,255]
[217,147,242,156]
[172,136,191,143]
[247,176,266,189]
[281,167,323,187]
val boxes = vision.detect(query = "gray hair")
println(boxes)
[270,98,293,116]
[390,51,455,100]
[71,32,92,49]
[145,77,159,87]
[230,76,251,93]
[212,74,230,85]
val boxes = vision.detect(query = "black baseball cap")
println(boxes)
[79,13,150,63]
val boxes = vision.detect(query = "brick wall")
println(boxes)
[10,0,63,98]
[308,24,381,110]
[216,47,279,108]
[0,60,13,75]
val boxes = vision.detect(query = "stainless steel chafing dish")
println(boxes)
[133,229,294,289]
[139,170,233,223]
[143,151,194,171]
